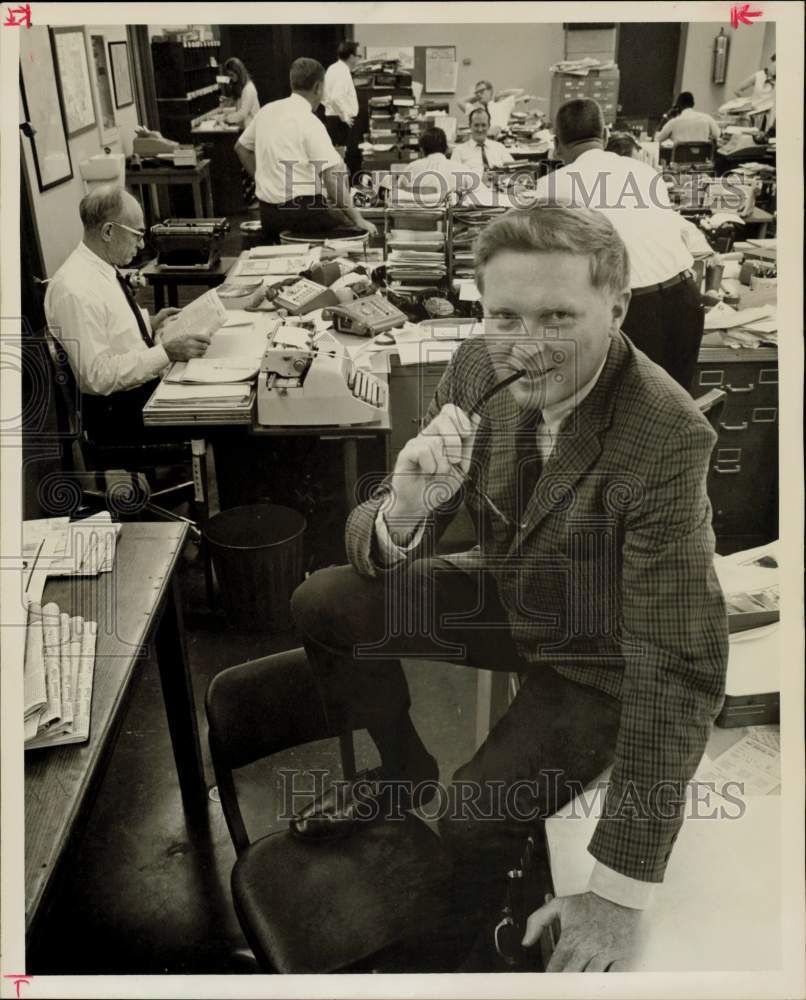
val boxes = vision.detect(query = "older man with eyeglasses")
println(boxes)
[44,183,212,441]
[290,205,728,972]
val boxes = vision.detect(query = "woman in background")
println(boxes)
[220,58,260,207]
[221,57,260,127]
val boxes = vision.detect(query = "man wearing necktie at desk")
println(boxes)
[291,206,728,971]
[45,185,212,443]
[451,106,515,185]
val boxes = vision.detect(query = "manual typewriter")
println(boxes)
[149,218,230,269]
[257,327,387,427]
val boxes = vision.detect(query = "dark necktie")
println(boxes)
[115,270,154,348]
[480,142,490,169]
[514,412,544,524]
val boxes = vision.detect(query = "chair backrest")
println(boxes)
[671,141,715,166]
[205,649,340,854]
[695,388,727,433]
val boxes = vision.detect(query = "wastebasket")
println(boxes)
[204,503,306,631]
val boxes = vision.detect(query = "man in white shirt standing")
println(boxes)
[44,184,211,442]
[458,80,528,137]
[655,92,719,145]
[323,40,360,158]
[236,57,376,243]
[452,107,515,184]
[536,98,703,391]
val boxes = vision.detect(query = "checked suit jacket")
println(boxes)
[345,330,729,884]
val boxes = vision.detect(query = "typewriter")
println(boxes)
[257,328,387,427]
[149,218,230,269]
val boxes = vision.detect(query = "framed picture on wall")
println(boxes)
[19,26,73,192]
[90,34,119,145]
[108,40,134,109]
[51,27,97,137]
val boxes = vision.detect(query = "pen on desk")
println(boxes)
[469,368,527,416]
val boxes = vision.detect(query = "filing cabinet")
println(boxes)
[550,68,621,125]
[388,346,779,555]
[691,347,778,551]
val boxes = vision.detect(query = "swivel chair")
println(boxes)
[205,648,456,973]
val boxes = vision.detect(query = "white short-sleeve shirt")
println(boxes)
[238,92,342,204]
[535,148,693,288]
[450,137,514,175]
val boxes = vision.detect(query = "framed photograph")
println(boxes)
[51,27,97,137]
[108,40,134,109]
[19,26,73,192]
[90,34,119,145]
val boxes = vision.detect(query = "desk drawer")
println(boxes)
[694,362,778,407]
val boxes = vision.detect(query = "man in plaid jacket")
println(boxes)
[291,206,728,970]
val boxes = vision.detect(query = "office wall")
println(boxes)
[21,25,139,277]
[355,22,565,119]
[679,22,767,114]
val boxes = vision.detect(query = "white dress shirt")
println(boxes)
[535,148,693,289]
[656,108,719,145]
[488,94,516,131]
[451,137,514,175]
[323,59,358,123]
[44,241,168,396]
[406,152,468,193]
[373,348,654,909]
[238,92,342,204]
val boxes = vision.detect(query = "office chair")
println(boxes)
[37,300,202,553]
[670,141,715,172]
[205,649,455,973]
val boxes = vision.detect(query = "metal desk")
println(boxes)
[126,159,214,228]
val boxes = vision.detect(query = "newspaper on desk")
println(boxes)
[694,726,781,798]
[23,514,121,604]
[24,601,97,749]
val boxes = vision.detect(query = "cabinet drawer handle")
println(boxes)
[725,382,755,394]
[713,465,741,474]
[719,421,749,431]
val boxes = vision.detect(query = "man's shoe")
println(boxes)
[289,761,439,842]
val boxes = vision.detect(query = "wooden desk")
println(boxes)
[126,159,214,227]
[140,255,236,310]
[24,522,204,933]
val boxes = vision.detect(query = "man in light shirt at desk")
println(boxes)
[536,98,703,392]
[452,107,515,182]
[458,80,529,137]
[44,184,212,442]
[291,206,728,972]
[323,40,361,158]
[655,92,719,145]
[236,57,377,243]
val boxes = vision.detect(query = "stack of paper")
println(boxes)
[23,514,121,603]
[147,382,252,408]
[714,541,779,630]
[24,601,97,749]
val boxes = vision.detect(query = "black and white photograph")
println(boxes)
[1,3,803,998]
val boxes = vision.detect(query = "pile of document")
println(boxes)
[386,227,446,289]
[23,514,121,605]
[550,57,617,76]
[702,302,777,348]
[714,541,779,631]
[24,601,97,749]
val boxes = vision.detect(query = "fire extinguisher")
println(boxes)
[713,28,730,84]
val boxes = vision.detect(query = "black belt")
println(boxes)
[631,269,694,297]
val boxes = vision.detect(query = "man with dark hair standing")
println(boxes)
[655,92,719,145]
[536,98,704,391]
[323,40,361,158]
[236,57,376,241]
[290,206,728,971]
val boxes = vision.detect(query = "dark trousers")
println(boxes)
[80,381,187,446]
[258,196,352,243]
[291,557,621,924]
[621,276,704,394]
